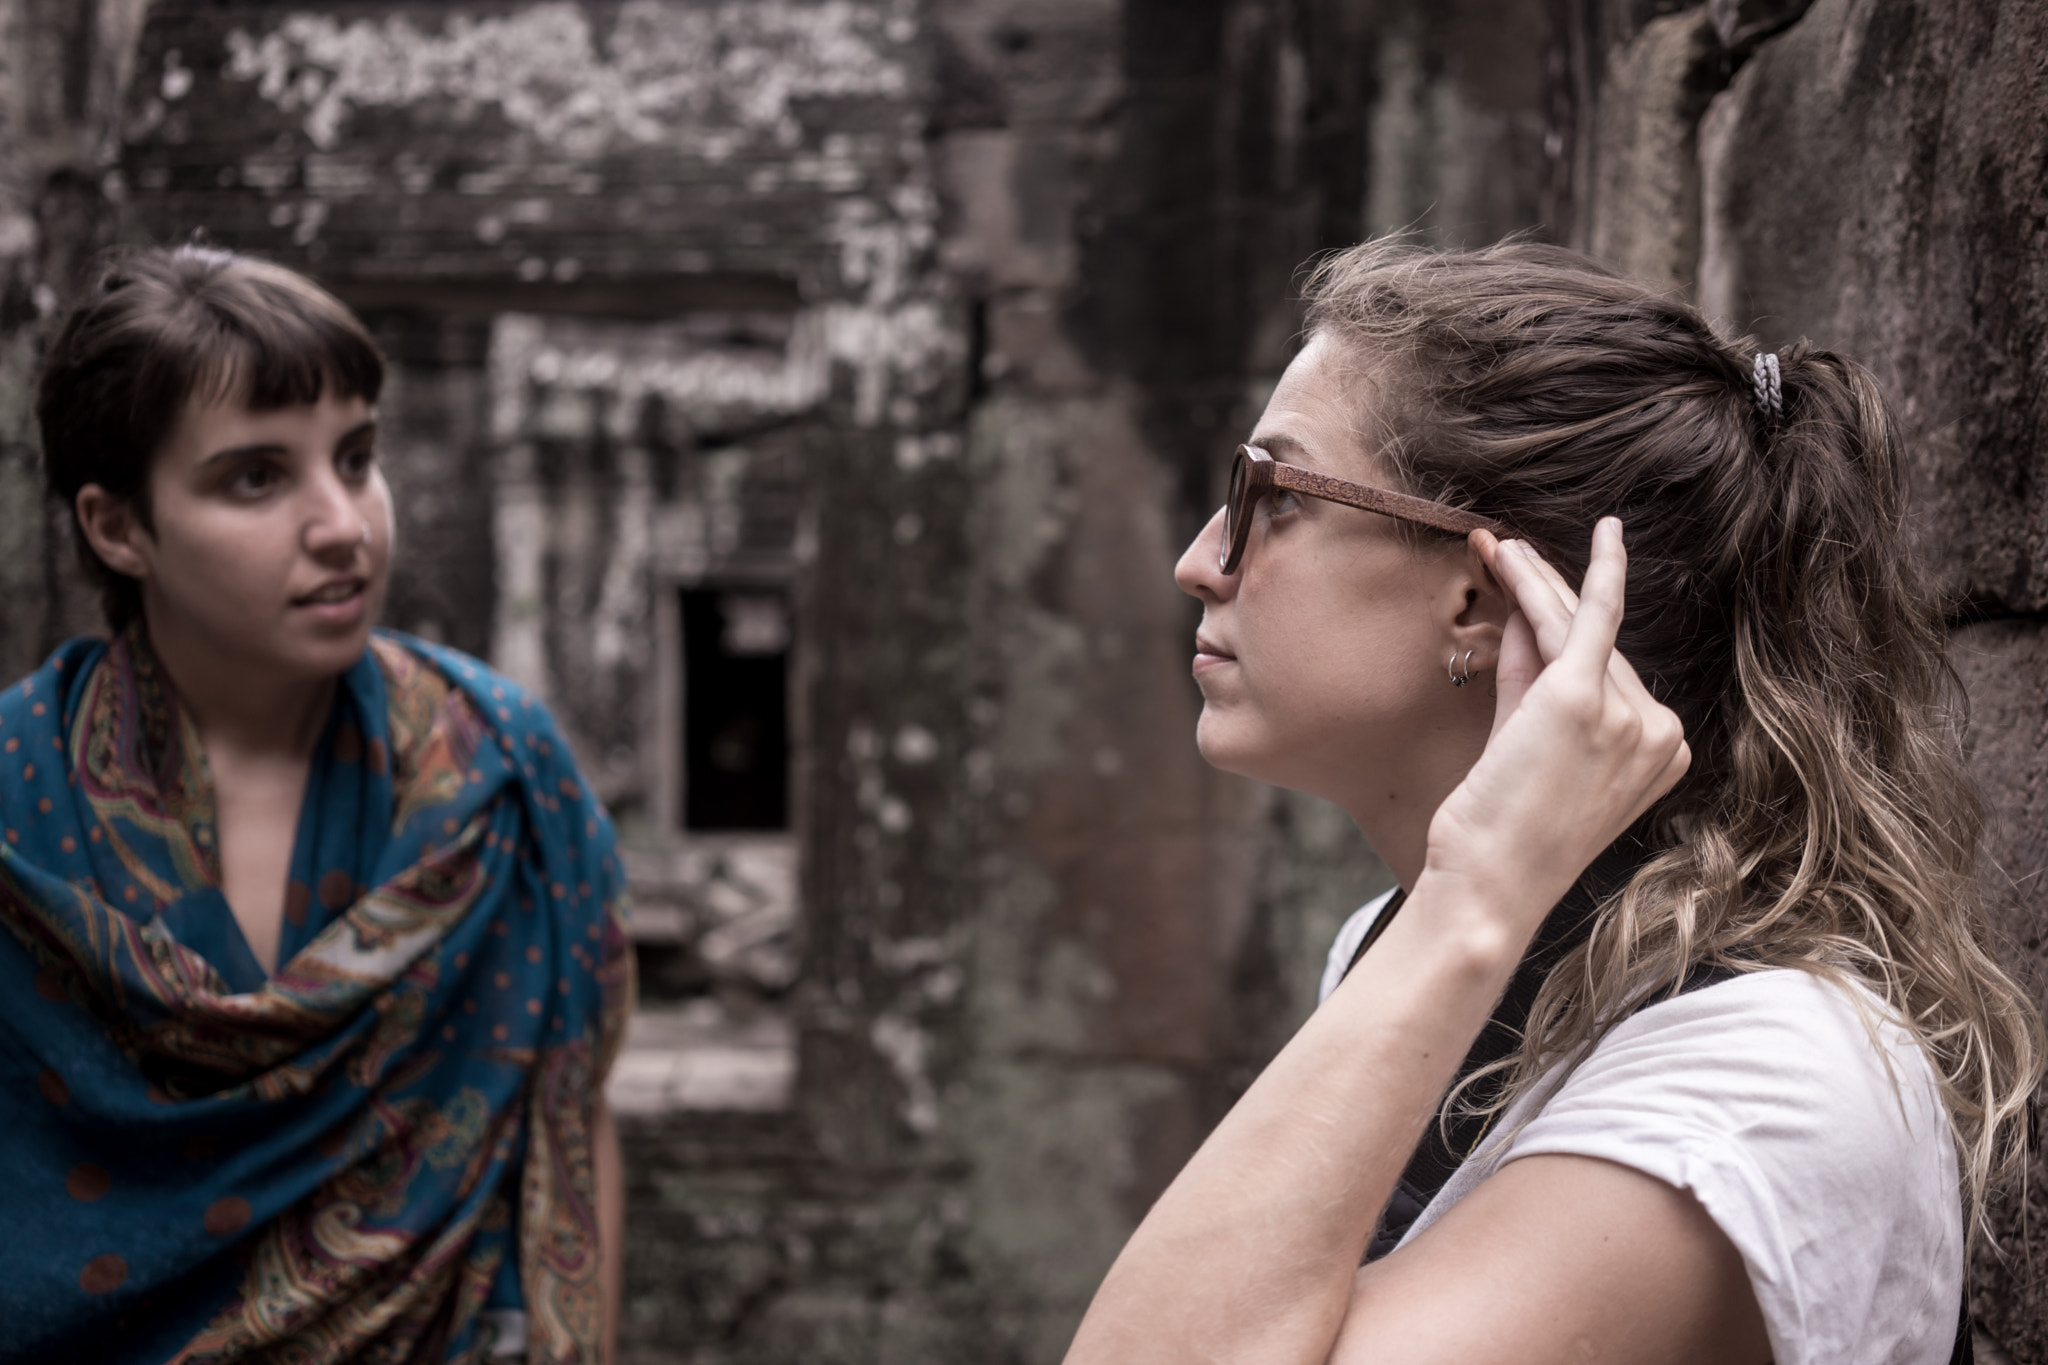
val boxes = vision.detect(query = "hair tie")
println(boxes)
[1752,351,1783,423]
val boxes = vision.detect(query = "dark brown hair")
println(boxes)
[1302,237,2041,1238]
[35,245,384,630]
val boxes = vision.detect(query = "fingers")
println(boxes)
[1476,518,1686,778]
[1561,518,1627,673]
[1488,609,1540,741]
[1489,531,1580,613]
[1475,523,1658,704]
[1516,536,1663,707]
[1505,540,1645,701]
[1475,533,1579,664]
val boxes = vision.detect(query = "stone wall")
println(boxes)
[1,0,2043,1359]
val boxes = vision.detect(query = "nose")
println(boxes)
[1175,505,1235,601]
[301,464,369,559]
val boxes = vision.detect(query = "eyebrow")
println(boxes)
[198,419,378,469]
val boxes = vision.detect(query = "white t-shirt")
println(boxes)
[1319,902,1963,1365]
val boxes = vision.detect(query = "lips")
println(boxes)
[293,578,365,607]
[1192,633,1236,677]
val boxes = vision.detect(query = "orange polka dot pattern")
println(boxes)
[203,1196,252,1237]
[78,1254,126,1295]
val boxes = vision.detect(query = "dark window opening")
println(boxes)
[966,295,991,401]
[682,588,790,831]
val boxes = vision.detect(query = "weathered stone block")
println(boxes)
[1699,0,2048,613]
[1951,617,2048,1357]
[1355,0,1552,248]
[1707,0,1813,49]
[1583,5,1719,292]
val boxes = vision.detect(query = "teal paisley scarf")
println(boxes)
[0,627,632,1362]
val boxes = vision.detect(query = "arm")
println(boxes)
[1335,1154,1767,1364]
[1063,866,1542,1363]
[1063,523,1753,1365]
[594,1097,624,1365]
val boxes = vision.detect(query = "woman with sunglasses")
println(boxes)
[1063,240,2040,1364]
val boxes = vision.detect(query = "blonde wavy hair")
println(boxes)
[1303,238,2042,1241]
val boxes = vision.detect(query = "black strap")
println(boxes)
[1352,836,1657,1259]
[1340,850,1974,1355]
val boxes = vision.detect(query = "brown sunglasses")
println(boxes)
[1220,444,1508,574]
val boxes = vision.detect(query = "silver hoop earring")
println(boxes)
[1448,650,1474,688]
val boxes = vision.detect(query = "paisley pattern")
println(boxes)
[0,627,632,1363]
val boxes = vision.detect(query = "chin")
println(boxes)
[280,622,379,679]
[1196,710,1364,805]
[1194,710,1281,782]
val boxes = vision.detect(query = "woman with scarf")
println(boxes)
[2,246,632,1363]
[1064,241,2041,1363]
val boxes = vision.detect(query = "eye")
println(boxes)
[223,461,282,498]
[337,441,377,480]
[1263,489,1301,518]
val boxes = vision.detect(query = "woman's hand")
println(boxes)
[1424,519,1690,928]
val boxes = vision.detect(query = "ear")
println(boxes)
[75,485,153,581]
[1438,533,1512,671]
